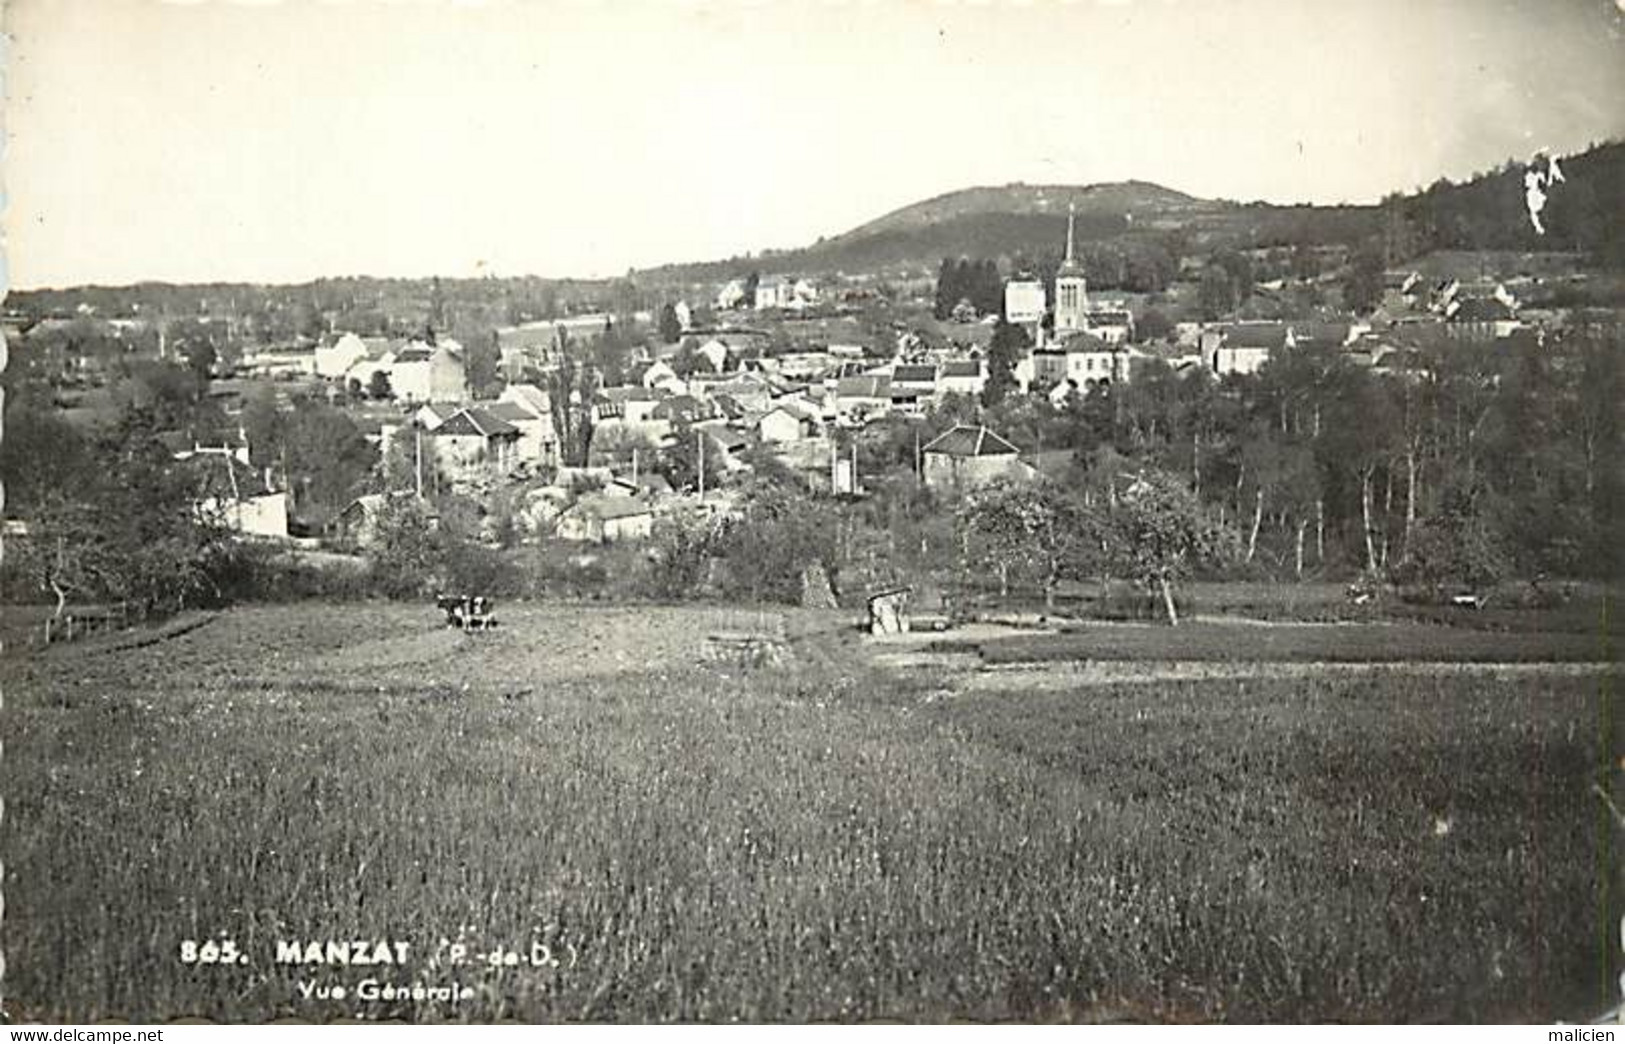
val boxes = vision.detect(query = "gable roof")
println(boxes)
[1057,332,1112,353]
[939,360,984,380]
[1223,323,1289,350]
[892,364,938,384]
[475,400,540,424]
[922,424,1020,458]
[1450,297,1515,322]
[568,492,654,522]
[652,394,714,422]
[415,403,460,429]
[1288,321,1352,347]
[436,407,520,438]
[836,375,891,399]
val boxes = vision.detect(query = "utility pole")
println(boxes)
[414,427,424,498]
[696,430,705,500]
[631,445,639,485]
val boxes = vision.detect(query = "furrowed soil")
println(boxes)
[1,602,1617,1023]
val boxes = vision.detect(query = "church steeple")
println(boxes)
[1059,202,1080,274]
[1054,200,1088,334]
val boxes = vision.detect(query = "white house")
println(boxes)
[936,359,986,399]
[753,276,818,312]
[478,399,556,465]
[757,400,821,444]
[640,360,687,396]
[429,406,522,480]
[317,333,369,380]
[716,278,750,311]
[391,339,469,403]
[240,345,318,378]
[697,338,731,374]
[200,491,290,540]
[556,493,655,543]
[344,349,396,393]
[1207,323,1291,376]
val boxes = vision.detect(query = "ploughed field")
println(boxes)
[2,603,1617,1022]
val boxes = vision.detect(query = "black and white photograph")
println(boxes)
[1,0,1622,1026]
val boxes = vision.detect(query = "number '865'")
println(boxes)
[180,939,244,964]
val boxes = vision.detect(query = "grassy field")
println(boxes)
[941,621,1618,666]
[2,603,1618,1023]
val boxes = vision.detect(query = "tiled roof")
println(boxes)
[1223,324,1289,350]
[571,493,653,522]
[922,424,1020,458]
[476,400,539,423]
[437,407,519,438]
[1450,298,1515,322]
[892,364,938,384]
[1057,332,1111,353]
[939,360,983,379]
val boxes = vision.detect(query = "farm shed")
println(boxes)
[921,424,1036,492]
[556,493,655,544]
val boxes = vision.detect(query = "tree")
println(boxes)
[657,425,725,494]
[546,339,597,467]
[459,330,502,398]
[982,317,1031,408]
[367,370,394,400]
[181,339,217,382]
[1135,307,1174,343]
[958,479,1108,608]
[1199,264,1237,320]
[0,396,92,516]
[933,258,959,320]
[658,303,682,344]
[276,401,378,526]
[1395,483,1509,596]
[590,326,635,387]
[1342,244,1384,314]
[19,412,234,617]
[366,495,443,598]
[1115,469,1234,625]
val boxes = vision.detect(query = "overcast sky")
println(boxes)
[6,0,1624,288]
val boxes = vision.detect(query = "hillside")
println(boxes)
[638,179,1380,284]
[640,140,1624,285]
[836,180,1211,240]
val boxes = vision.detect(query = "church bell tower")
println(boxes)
[1054,203,1087,335]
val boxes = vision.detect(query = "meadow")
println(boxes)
[1,603,1618,1023]
[943,620,1617,666]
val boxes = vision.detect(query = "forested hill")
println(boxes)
[1393,140,1625,266]
[641,140,1624,284]
[636,179,1381,282]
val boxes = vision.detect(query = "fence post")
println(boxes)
[44,616,52,645]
